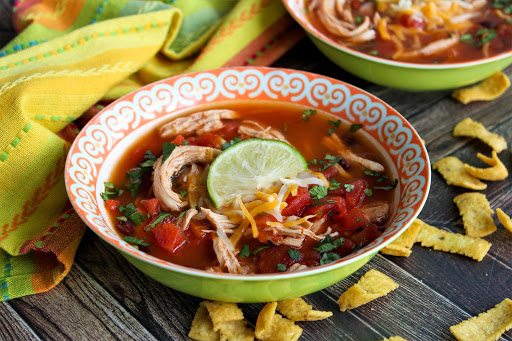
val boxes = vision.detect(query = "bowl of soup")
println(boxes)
[65,67,430,302]
[283,0,512,90]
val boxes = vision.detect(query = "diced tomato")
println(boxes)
[188,133,224,149]
[171,135,185,145]
[215,123,239,141]
[141,198,160,218]
[351,0,363,10]
[256,245,294,273]
[254,214,278,243]
[349,223,381,248]
[105,199,120,212]
[152,222,186,253]
[337,207,370,231]
[329,196,348,220]
[281,186,311,216]
[344,179,367,208]
[399,14,424,29]
[320,165,339,179]
[305,201,335,219]
[333,237,356,257]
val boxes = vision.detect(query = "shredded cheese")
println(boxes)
[307,170,330,187]
[237,196,258,239]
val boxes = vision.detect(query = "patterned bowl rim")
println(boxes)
[65,66,431,280]
[282,0,512,69]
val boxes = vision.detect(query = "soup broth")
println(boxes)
[102,102,396,274]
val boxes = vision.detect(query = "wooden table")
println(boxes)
[1,2,511,340]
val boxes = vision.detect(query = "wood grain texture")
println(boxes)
[0,0,511,340]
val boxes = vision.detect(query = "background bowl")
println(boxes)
[65,67,430,303]
[282,0,512,91]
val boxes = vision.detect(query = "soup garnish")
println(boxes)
[306,0,512,64]
[102,104,396,274]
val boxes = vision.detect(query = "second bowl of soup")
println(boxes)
[283,0,512,90]
[66,67,430,302]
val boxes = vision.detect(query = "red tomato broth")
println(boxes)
[306,0,512,64]
[104,102,396,274]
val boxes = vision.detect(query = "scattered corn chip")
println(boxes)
[432,157,487,190]
[255,302,302,341]
[203,301,245,331]
[414,219,491,261]
[338,269,399,311]
[450,298,512,341]
[277,297,333,321]
[216,320,254,341]
[453,117,507,153]
[382,337,408,341]
[452,72,510,105]
[464,151,508,181]
[189,303,221,341]
[380,219,422,257]
[496,208,512,233]
[453,193,496,237]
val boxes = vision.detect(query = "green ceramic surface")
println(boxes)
[308,32,512,91]
[121,249,375,303]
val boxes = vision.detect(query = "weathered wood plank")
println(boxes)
[0,302,41,341]
[7,260,157,341]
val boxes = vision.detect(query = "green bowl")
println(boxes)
[283,0,512,91]
[65,67,430,302]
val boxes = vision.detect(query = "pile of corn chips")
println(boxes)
[187,112,512,340]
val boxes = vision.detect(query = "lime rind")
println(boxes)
[207,139,307,208]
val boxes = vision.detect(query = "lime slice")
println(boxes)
[207,139,307,208]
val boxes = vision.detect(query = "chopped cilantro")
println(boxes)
[307,158,319,165]
[144,212,172,231]
[118,203,146,225]
[320,252,341,265]
[177,211,186,218]
[344,184,355,192]
[460,33,474,44]
[180,190,188,198]
[368,50,378,56]
[309,200,336,207]
[318,210,322,216]
[252,246,270,255]
[328,128,336,135]
[239,244,251,258]
[328,119,341,128]
[349,124,363,132]
[100,182,123,201]
[365,188,374,197]
[116,216,128,222]
[182,141,189,145]
[288,249,301,261]
[161,142,177,163]
[356,218,362,222]
[355,15,363,24]
[329,178,341,190]
[309,185,328,202]
[320,155,342,171]
[314,235,344,253]
[277,263,287,271]
[222,137,242,150]
[302,109,317,121]
[123,236,151,247]
[374,179,398,191]
[363,169,381,177]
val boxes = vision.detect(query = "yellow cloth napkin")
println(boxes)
[0,0,303,301]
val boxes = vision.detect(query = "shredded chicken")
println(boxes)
[323,134,384,172]
[361,203,390,223]
[395,34,459,60]
[201,208,238,230]
[159,109,239,139]
[152,146,221,211]
[263,218,338,248]
[315,0,375,44]
[176,208,198,231]
[238,120,290,143]
[286,263,309,272]
[212,237,244,274]
[311,216,328,233]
